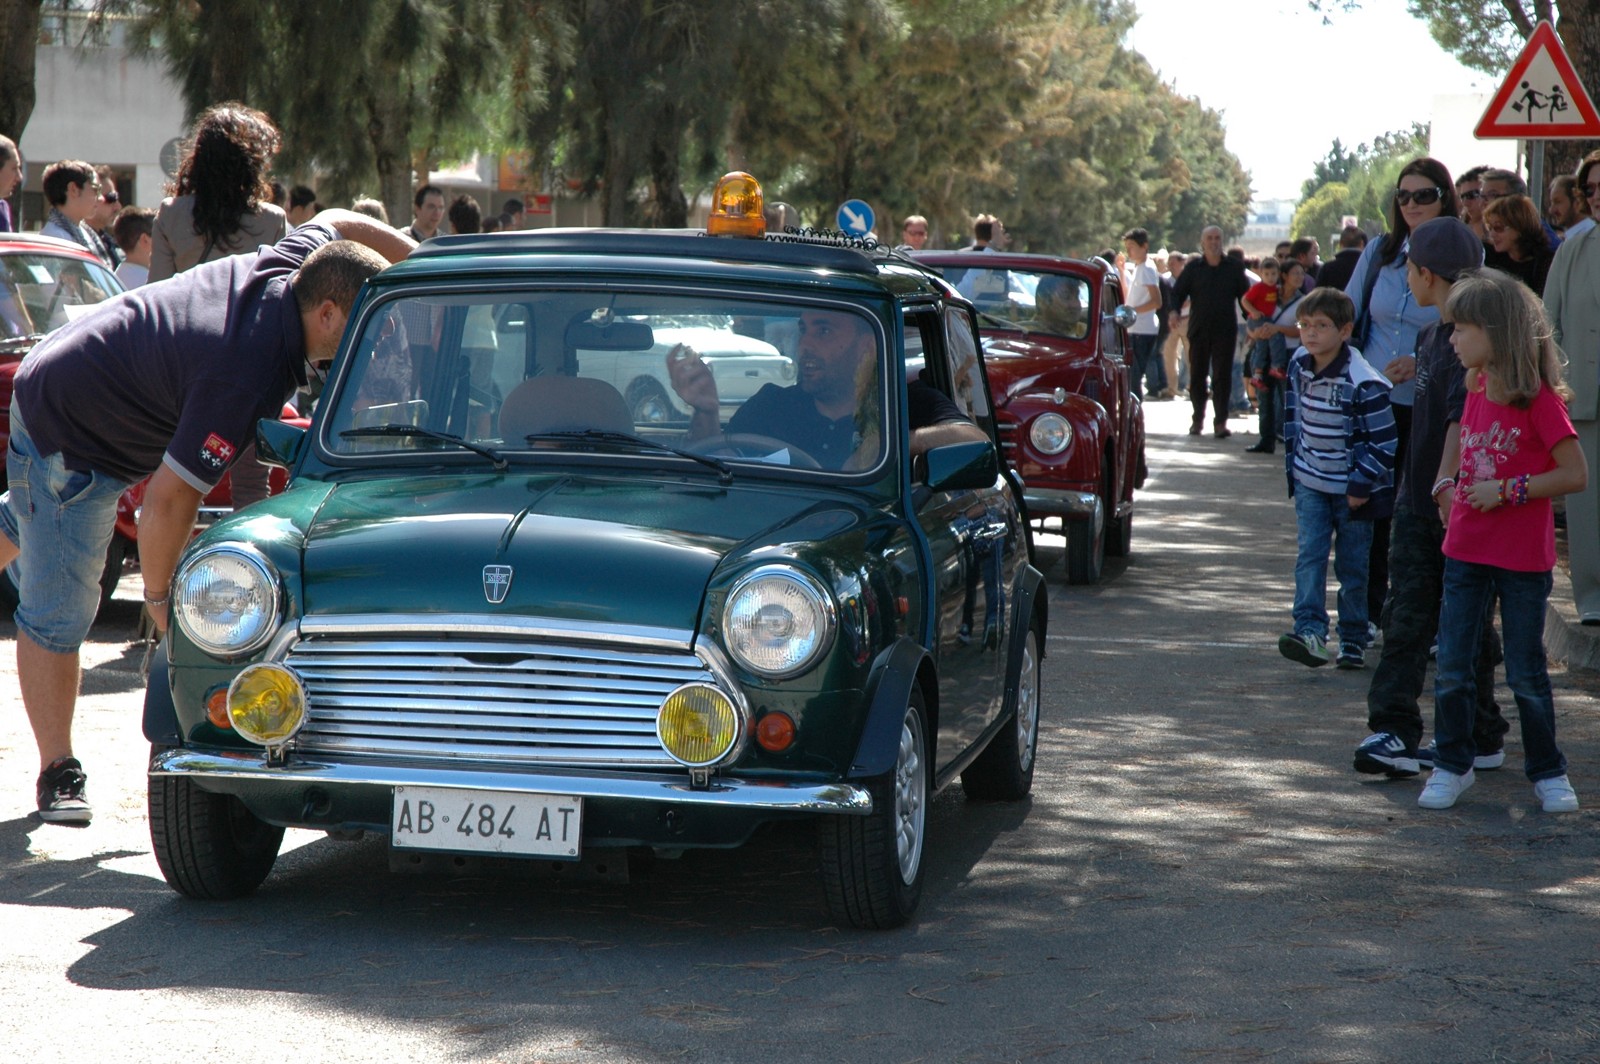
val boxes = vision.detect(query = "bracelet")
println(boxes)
[1430,477,1455,497]
[1496,478,1507,506]
[143,591,170,607]
[1510,473,1531,506]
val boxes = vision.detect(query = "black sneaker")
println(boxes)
[36,757,92,824]
[1354,731,1419,777]
[1336,645,1365,670]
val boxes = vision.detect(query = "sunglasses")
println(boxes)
[1584,182,1600,197]
[1459,189,1483,201]
[102,190,119,204]
[1394,186,1443,206]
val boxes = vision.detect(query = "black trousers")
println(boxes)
[1366,505,1508,751]
[1367,403,1412,622]
[1187,331,1235,428]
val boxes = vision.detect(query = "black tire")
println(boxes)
[1106,507,1133,558]
[820,688,928,929]
[626,378,677,425]
[961,624,1041,800]
[0,532,128,621]
[1064,511,1104,584]
[148,759,284,899]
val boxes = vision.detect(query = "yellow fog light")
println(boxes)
[657,683,742,767]
[706,172,765,238]
[227,664,307,746]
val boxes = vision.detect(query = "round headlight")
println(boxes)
[657,683,742,766]
[227,663,307,745]
[1029,412,1073,455]
[722,566,835,678]
[174,546,281,656]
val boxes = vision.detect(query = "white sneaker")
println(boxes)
[1368,622,1381,646]
[1418,768,1475,810]
[1534,776,1580,813]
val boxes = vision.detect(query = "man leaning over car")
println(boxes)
[1,210,415,825]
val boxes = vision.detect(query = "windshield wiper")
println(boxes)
[339,425,508,471]
[525,429,733,485]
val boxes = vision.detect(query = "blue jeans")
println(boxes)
[1129,332,1161,396]
[1433,560,1565,780]
[0,403,127,653]
[1292,488,1374,646]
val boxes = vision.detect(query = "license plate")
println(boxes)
[391,786,582,859]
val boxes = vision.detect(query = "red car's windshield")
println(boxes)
[0,250,122,340]
[936,265,1090,340]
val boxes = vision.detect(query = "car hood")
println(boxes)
[298,473,851,633]
[980,333,1095,405]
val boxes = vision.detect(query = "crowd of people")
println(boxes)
[1149,154,1598,815]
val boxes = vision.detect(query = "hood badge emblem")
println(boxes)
[483,564,513,604]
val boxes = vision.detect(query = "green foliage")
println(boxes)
[109,0,1252,250]
[1292,181,1353,245]
[1298,123,1430,236]
[1406,0,1524,76]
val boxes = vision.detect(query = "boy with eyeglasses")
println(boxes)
[1456,166,1489,241]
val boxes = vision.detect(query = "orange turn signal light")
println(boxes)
[756,711,796,752]
[707,172,766,238]
[206,687,231,730]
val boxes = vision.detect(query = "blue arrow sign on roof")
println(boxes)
[837,199,875,237]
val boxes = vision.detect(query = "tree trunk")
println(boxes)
[0,0,43,140]
[1547,9,1600,179]
[602,106,632,226]
[644,131,686,229]
[365,90,416,229]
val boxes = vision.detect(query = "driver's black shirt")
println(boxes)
[727,380,966,469]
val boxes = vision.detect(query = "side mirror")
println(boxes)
[925,439,999,493]
[1108,304,1137,329]
[256,418,307,469]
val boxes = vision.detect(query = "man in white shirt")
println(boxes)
[1121,227,1163,398]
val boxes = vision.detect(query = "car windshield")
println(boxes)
[938,267,1089,340]
[0,251,121,338]
[321,290,890,474]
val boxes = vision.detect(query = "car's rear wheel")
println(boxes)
[961,624,1040,800]
[148,756,284,899]
[820,688,928,929]
[0,531,128,621]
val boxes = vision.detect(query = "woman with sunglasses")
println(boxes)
[1484,193,1554,294]
[1343,157,1460,641]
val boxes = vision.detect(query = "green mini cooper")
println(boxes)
[144,217,1046,929]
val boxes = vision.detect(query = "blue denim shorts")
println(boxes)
[0,402,128,653]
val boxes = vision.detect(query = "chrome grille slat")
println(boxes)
[285,630,709,768]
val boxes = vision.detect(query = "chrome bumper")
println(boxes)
[1022,487,1102,525]
[150,748,874,815]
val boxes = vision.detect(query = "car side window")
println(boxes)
[1100,281,1125,361]
[942,305,991,424]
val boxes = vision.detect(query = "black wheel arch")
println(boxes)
[847,637,935,781]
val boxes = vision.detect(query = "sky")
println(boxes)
[1125,0,1501,202]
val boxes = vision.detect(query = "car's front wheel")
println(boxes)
[148,755,284,899]
[1064,509,1105,584]
[820,689,928,929]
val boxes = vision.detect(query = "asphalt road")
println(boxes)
[4,397,1600,1063]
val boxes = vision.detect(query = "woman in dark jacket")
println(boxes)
[1483,193,1554,295]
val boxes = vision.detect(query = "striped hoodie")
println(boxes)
[1282,342,1397,519]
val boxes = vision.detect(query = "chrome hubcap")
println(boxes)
[894,709,926,883]
[1017,631,1039,772]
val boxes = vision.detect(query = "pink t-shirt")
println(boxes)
[1444,384,1576,571]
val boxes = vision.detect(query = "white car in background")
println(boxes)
[580,324,795,424]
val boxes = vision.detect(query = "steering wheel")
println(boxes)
[686,433,823,470]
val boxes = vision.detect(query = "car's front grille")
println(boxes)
[285,635,713,768]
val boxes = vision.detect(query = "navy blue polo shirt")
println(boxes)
[14,223,334,489]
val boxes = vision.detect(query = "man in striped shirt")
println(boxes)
[1279,287,1398,669]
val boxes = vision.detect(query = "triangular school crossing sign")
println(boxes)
[1476,20,1600,139]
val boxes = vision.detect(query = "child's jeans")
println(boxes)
[1292,488,1374,648]
[1433,559,1565,780]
